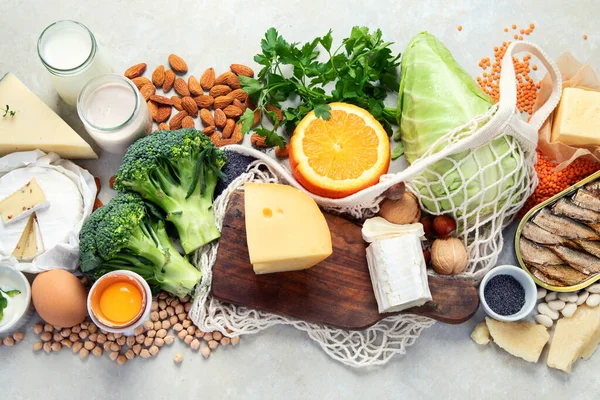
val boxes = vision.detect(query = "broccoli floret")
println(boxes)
[79,192,202,297]
[114,129,226,254]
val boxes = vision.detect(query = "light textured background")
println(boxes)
[1,0,600,398]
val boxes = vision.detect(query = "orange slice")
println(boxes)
[289,102,390,199]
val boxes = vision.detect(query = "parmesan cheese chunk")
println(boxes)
[485,317,549,363]
[471,322,491,345]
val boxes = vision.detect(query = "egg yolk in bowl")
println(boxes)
[99,281,143,324]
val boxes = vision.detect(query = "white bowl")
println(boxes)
[0,265,34,334]
[479,265,537,322]
[87,270,152,336]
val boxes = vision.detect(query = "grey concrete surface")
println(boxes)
[1,0,600,398]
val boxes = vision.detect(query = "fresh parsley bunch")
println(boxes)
[238,26,401,148]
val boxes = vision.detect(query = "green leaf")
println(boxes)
[313,103,331,120]
[320,30,333,52]
[391,142,405,160]
[0,292,6,322]
[254,128,286,148]
[239,76,263,95]
[4,289,20,298]
[239,108,256,135]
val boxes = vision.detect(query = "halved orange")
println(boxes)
[289,102,390,199]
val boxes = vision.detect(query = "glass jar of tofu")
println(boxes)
[516,169,600,292]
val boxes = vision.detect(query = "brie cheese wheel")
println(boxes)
[366,234,432,313]
[0,167,83,257]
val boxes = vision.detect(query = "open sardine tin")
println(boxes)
[515,169,600,292]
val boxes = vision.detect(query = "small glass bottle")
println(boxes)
[37,20,113,106]
[77,74,152,154]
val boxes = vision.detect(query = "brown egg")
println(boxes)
[32,269,88,327]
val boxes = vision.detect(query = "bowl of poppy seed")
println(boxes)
[479,265,537,321]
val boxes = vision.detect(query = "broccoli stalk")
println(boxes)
[79,192,202,298]
[114,129,226,254]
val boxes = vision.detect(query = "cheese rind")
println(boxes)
[485,317,549,363]
[0,177,48,224]
[244,183,332,274]
[0,73,97,159]
[547,305,600,373]
[551,87,600,147]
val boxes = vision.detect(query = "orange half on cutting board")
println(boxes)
[289,102,390,199]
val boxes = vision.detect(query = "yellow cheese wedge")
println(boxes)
[547,305,600,373]
[485,317,549,363]
[0,177,47,224]
[244,183,332,274]
[11,212,35,260]
[551,87,600,146]
[0,73,97,159]
[471,322,491,345]
[11,212,44,261]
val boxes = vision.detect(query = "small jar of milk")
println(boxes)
[77,74,152,153]
[37,20,113,106]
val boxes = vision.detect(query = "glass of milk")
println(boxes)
[37,20,113,106]
[77,74,152,154]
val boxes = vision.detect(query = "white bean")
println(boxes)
[538,303,560,320]
[535,314,553,328]
[545,292,558,302]
[577,291,590,305]
[586,294,600,307]
[548,300,566,311]
[537,288,547,300]
[561,303,578,318]
[586,284,600,294]
[558,292,578,303]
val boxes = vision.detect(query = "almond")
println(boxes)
[147,100,158,120]
[171,96,183,111]
[163,70,176,92]
[188,76,203,96]
[213,96,233,109]
[223,105,243,119]
[157,123,170,131]
[124,63,147,79]
[149,95,173,105]
[170,110,188,130]
[209,85,232,98]
[230,64,254,78]
[140,84,156,101]
[132,77,152,89]
[251,133,268,148]
[181,116,195,129]
[215,71,240,88]
[200,68,215,90]
[231,123,243,144]
[155,105,172,123]
[214,109,227,129]
[266,104,283,122]
[152,65,165,87]
[168,54,188,74]
[194,95,214,109]
[174,78,190,97]
[209,131,221,145]
[275,143,290,159]
[233,99,246,113]
[204,126,216,136]
[228,89,248,102]
[200,109,214,127]
[181,96,198,117]
[222,119,236,139]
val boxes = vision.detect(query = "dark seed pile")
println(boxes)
[484,274,525,316]
[215,150,257,198]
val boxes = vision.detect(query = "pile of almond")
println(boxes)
[124,55,260,148]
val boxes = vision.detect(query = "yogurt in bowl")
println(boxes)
[0,265,33,334]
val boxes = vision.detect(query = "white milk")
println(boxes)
[78,75,152,154]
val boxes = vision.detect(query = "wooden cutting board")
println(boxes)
[211,190,479,330]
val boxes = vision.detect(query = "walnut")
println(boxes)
[431,237,468,275]
[378,192,421,225]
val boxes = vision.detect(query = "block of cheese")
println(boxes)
[244,183,332,274]
[471,322,491,345]
[547,305,600,373]
[485,317,549,363]
[0,177,48,224]
[12,213,44,261]
[0,73,97,159]
[551,87,600,146]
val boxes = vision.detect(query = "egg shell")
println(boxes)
[32,269,88,328]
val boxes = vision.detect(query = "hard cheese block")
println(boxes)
[471,322,491,345]
[547,305,600,373]
[485,317,550,363]
[551,87,600,146]
[244,183,332,274]
[0,73,97,159]
[0,177,47,224]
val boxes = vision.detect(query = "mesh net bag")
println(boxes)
[188,41,563,367]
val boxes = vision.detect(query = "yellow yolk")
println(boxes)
[99,281,143,324]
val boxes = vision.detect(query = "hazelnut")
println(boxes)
[378,192,421,225]
[432,215,457,238]
[431,237,468,275]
